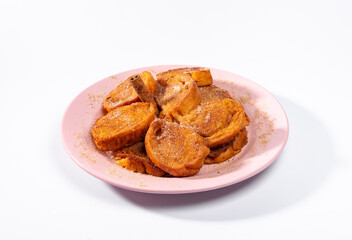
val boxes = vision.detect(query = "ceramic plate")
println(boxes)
[61,65,289,194]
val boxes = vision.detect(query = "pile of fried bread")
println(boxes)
[91,67,250,177]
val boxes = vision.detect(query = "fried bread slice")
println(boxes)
[91,102,156,151]
[205,128,248,164]
[198,85,232,104]
[114,142,166,177]
[180,101,232,137]
[145,119,209,177]
[205,142,235,164]
[154,72,200,121]
[180,99,249,148]
[199,85,251,131]
[103,71,156,112]
[233,128,248,155]
[156,67,213,86]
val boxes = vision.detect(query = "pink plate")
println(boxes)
[61,65,289,194]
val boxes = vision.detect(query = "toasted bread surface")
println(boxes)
[204,99,249,148]
[114,142,166,177]
[180,101,232,137]
[145,119,209,177]
[198,85,232,104]
[205,128,248,164]
[233,128,248,154]
[91,102,156,151]
[180,99,248,148]
[154,72,200,121]
[205,142,235,164]
[157,67,213,86]
[103,71,156,112]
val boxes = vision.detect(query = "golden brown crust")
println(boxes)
[198,85,232,104]
[204,99,248,148]
[233,128,248,153]
[180,99,249,148]
[140,71,157,96]
[145,119,209,177]
[103,71,156,112]
[205,142,235,164]
[91,102,156,151]
[180,101,232,137]
[154,72,200,121]
[205,128,248,164]
[157,67,213,86]
[116,157,146,174]
[114,142,166,177]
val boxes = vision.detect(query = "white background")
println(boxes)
[1,0,351,239]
